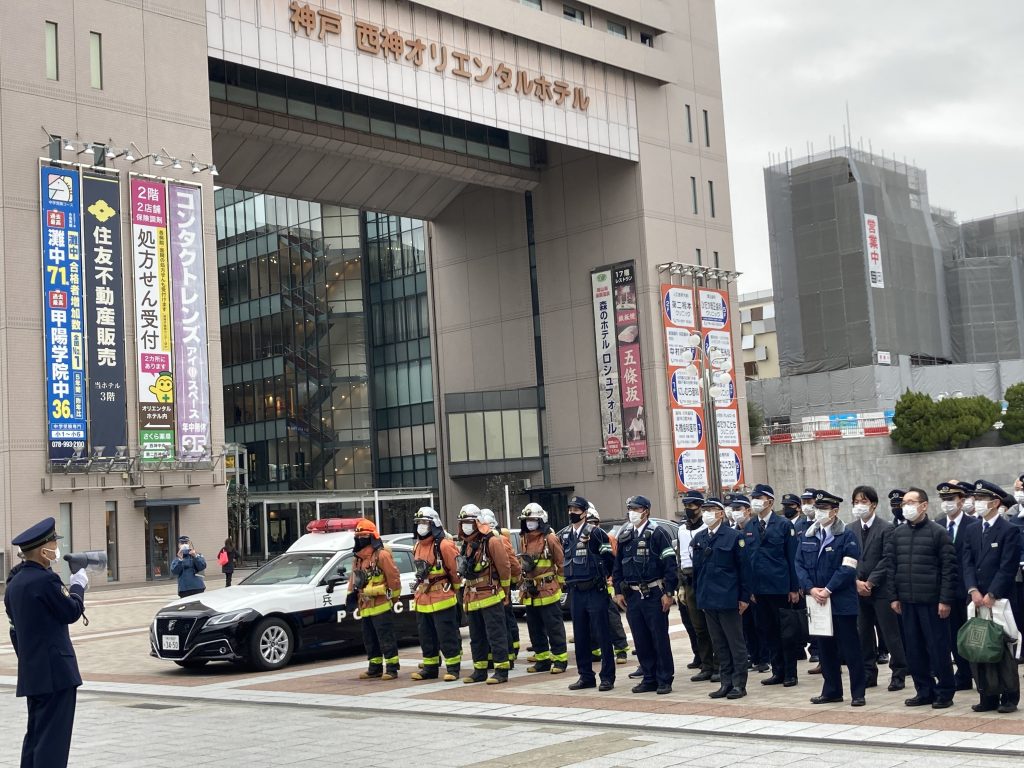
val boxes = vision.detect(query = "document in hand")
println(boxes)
[807,597,833,637]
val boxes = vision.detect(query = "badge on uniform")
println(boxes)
[738,540,745,548]
[60,585,70,597]
[992,542,1000,548]
[825,546,833,552]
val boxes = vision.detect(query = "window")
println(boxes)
[684,105,693,143]
[640,31,654,47]
[563,4,584,24]
[708,180,716,218]
[690,177,699,215]
[750,306,764,321]
[695,248,702,266]
[521,0,542,8]
[105,501,119,582]
[713,251,720,268]
[607,20,627,38]
[90,32,103,89]
[703,109,711,147]
[45,22,58,80]
[744,361,759,378]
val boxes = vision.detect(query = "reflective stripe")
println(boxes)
[385,655,399,665]
[512,640,520,649]
[522,588,563,607]
[360,601,395,617]
[500,579,511,588]
[660,547,675,559]
[414,595,458,613]
[369,656,383,664]
[466,590,505,611]
[591,648,602,657]
[534,651,552,661]
[551,651,568,662]
[422,655,440,665]
[599,544,612,553]
[446,654,462,664]
[474,660,489,669]
[495,661,510,670]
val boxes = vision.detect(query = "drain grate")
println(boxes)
[126,703,183,711]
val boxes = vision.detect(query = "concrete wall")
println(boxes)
[765,438,1024,500]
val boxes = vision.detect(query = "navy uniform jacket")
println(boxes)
[962,515,1022,599]
[794,519,860,616]
[944,513,980,602]
[692,524,751,612]
[794,516,812,535]
[560,523,615,584]
[3,561,85,697]
[742,512,798,595]
[1005,513,1024,566]
[612,520,679,594]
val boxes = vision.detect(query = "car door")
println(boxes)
[387,549,419,640]
[307,553,359,650]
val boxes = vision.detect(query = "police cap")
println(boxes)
[888,489,906,507]
[751,483,775,499]
[936,481,964,498]
[681,490,705,506]
[701,497,726,511]
[957,481,976,495]
[781,493,801,507]
[12,517,62,551]
[814,490,843,507]
[177,535,190,543]
[973,480,1007,499]
[800,488,817,500]
[626,495,651,510]
[567,496,589,511]
[726,493,750,507]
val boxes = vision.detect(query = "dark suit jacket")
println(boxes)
[946,513,981,601]
[853,516,895,602]
[962,515,1021,600]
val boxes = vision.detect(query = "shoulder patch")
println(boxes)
[738,539,745,548]
[60,584,70,597]
[789,529,795,536]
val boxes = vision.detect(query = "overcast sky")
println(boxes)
[716,1,1024,294]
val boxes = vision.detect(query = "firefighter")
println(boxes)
[587,505,631,665]
[480,508,521,668]
[347,519,402,680]
[519,503,568,674]
[458,504,512,685]
[410,507,463,682]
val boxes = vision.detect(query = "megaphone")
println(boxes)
[64,550,108,575]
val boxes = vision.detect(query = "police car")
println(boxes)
[150,519,419,671]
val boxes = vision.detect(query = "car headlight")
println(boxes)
[205,609,256,626]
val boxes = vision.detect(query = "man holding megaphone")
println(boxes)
[3,516,89,768]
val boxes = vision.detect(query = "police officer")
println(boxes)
[586,505,631,665]
[728,493,768,674]
[518,502,568,674]
[561,495,616,692]
[4,517,89,768]
[799,489,818,533]
[612,495,679,695]
[745,483,800,687]
[692,497,751,700]
[677,490,717,681]
[889,489,907,525]
[937,480,980,692]
[410,507,463,682]
[962,480,1022,713]
[781,493,810,534]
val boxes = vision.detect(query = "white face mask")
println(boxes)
[461,522,476,536]
[729,509,746,523]
[851,503,870,519]
[627,510,644,526]
[751,499,766,513]
[701,510,719,528]
[416,523,430,536]
[974,499,990,516]
[962,498,975,514]
[902,504,923,522]
[940,500,958,515]
[1015,491,1024,505]
[801,504,814,515]
[43,545,61,565]
[525,520,539,531]
[816,510,834,527]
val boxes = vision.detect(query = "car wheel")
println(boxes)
[173,659,209,669]
[249,617,294,671]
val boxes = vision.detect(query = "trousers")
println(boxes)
[505,602,520,662]
[525,602,568,665]
[625,588,674,686]
[755,593,798,679]
[361,611,398,669]
[416,606,462,670]
[902,601,954,701]
[468,604,509,670]
[857,595,907,683]
[681,579,716,672]
[705,609,747,690]
[817,613,866,699]
[946,598,972,687]
[570,584,615,683]
[21,687,77,768]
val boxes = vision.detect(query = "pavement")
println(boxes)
[4,580,1024,765]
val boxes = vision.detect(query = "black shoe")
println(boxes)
[657,684,672,695]
[810,695,843,704]
[709,684,732,699]
[998,703,1018,714]
[783,678,798,687]
[877,653,889,664]
[865,677,878,689]
[973,703,999,712]
[955,681,974,692]
[851,697,866,707]
[598,680,614,692]
[710,673,721,683]
[690,670,713,682]
[568,678,596,690]
[687,658,702,670]
[761,675,785,686]
[887,679,905,692]
[726,687,747,700]
[632,682,658,694]
[809,655,819,663]
[932,698,953,709]
[904,696,934,707]
[754,663,770,673]
[628,667,644,679]
[807,665,822,675]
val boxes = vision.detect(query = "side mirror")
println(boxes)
[325,567,348,594]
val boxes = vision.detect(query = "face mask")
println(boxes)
[416,523,430,536]
[974,500,990,516]
[354,537,371,550]
[43,545,61,564]
[801,504,814,515]
[525,520,539,531]
[851,504,870,519]
[701,511,718,528]
[902,504,922,523]
[962,499,975,514]
[461,522,476,536]
[940,500,957,515]
[1015,491,1024,505]
[685,506,700,520]
[783,506,798,520]
[730,509,746,523]
[569,512,584,524]
[816,510,834,527]
[751,499,766,513]
[627,510,643,526]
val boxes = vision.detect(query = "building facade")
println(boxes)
[738,289,779,380]
[1,0,746,576]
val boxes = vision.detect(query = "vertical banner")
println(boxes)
[612,263,647,459]
[864,214,884,288]
[699,287,744,489]
[40,165,87,458]
[81,173,128,456]
[168,183,212,461]
[662,285,707,491]
[130,177,175,462]
[591,268,623,457]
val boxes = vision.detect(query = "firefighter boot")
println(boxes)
[444,664,460,682]
[528,660,552,673]
[487,667,509,685]
[359,664,383,680]
[381,663,400,681]
[411,665,439,681]
[463,669,488,684]
[551,662,568,675]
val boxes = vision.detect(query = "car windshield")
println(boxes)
[241,553,336,586]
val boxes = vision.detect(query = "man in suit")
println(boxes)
[851,485,907,691]
[961,480,1023,713]
[936,480,981,692]
[4,517,89,768]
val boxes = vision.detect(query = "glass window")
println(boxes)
[695,248,702,266]
[640,32,654,47]
[703,109,711,147]
[105,501,118,582]
[607,20,627,38]
[685,105,693,143]
[45,22,58,80]
[713,250,720,268]
[466,412,485,460]
[484,412,503,460]
[502,410,522,459]
[708,180,716,218]
[690,177,699,215]
[563,5,584,24]
[521,0,542,8]
[520,409,541,457]
[90,32,102,89]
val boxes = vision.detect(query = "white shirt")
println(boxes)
[861,514,875,530]
[946,511,964,541]
[677,523,706,568]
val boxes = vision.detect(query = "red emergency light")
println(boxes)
[305,517,361,534]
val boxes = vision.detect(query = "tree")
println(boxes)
[747,400,764,442]
[226,480,253,551]
[891,390,1001,452]
[890,390,940,452]
[1002,382,1024,444]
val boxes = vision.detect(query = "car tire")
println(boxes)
[173,659,209,670]
[249,617,294,671]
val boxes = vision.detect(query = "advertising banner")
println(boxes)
[81,173,128,456]
[592,268,623,458]
[168,183,212,461]
[699,287,745,488]
[40,165,87,458]
[662,284,706,491]
[612,263,647,459]
[864,214,884,288]
[130,177,175,462]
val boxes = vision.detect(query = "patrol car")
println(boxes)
[149,519,419,671]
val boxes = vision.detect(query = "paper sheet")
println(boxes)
[807,597,833,637]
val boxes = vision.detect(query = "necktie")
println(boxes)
[948,521,955,540]
[759,519,766,537]
[863,523,869,534]
[984,522,990,533]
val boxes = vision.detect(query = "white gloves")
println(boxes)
[70,569,89,592]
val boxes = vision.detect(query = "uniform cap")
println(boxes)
[701,498,726,511]
[957,481,976,495]
[681,490,705,505]
[567,496,589,511]
[973,479,1007,499]
[751,483,775,499]
[725,493,750,508]
[355,518,380,538]
[814,490,843,507]
[1001,494,1016,509]
[626,495,652,510]
[936,481,964,498]
[800,488,817,500]
[12,517,61,550]
[781,493,801,506]
[888,489,906,505]
[177,535,190,543]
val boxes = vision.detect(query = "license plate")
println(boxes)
[162,635,180,651]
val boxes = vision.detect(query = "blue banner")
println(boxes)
[40,165,88,458]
